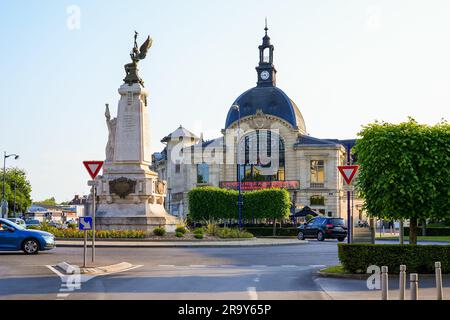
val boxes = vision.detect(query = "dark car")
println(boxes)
[0,218,55,254]
[25,219,41,229]
[297,217,347,242]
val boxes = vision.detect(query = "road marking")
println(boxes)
[310,265,326,268]
[159,265,175,267]
[247,287,258,300]
[189,265,206,268]
[281,265,297,268]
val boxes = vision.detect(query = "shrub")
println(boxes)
[175,226,187,234]
[194,233,204,239]
[216,227,254,239]
[67,223,77,230]
[338,244,450,274]
[187,187,291,222]
[153,227,166,237]
[204,219,219,236]
[404,227,450,237]
[193,227,204,235]
[244,227,298,237]
[175,231,184,238]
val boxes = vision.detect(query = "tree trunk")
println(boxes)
[409,217,418,245]
[273,219,277,236]
[399,220,404,245]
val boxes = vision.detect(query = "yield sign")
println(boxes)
[83,161,104,180]
[338,165,360,185]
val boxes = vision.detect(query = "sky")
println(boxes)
[0,0,449,203]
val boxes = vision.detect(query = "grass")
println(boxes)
[320,265,347,274]
[377,236,450,242]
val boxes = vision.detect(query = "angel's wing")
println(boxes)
[138,36,153,60]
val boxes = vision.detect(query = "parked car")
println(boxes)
[297,217,347,242]
[48,221,67,229]
[25,219,41,229]
[7,218,26,228]
[0,218,55,254]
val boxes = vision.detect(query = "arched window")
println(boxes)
[238,130,285,182]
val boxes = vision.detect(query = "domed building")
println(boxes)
[152,25,364,224]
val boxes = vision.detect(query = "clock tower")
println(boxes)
[256,20,277,87]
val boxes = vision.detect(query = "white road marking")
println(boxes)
[189,265,206,268]
[281,265,297,268]
[310,265,326,268]
[247,286,258,300]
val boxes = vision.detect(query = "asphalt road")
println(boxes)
[2,240,448,300]
[0,240,339,300]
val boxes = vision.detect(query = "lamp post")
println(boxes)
[2,152,19,218]
[13,177,17,217]
[231,104,243,229]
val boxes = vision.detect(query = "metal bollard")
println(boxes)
[381,266,389,300]
[410,273,419,300]
[399,265,406,300]
[435,262,443,300]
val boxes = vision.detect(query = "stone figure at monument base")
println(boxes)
[91,32,177,232]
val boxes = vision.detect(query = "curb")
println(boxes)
[316,270,450,280]
[55,240,308,248]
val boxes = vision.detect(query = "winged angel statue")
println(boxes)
[123,31,153,86]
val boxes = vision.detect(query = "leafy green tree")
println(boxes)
[0,167,32,215]
[34,197,57,206]
[354,118,450,244]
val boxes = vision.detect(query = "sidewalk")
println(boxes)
[314,275,450,300]
[55,238,307,248]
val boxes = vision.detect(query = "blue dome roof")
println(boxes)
[225,86,306,131]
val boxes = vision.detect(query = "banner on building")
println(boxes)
[219,180,300,191]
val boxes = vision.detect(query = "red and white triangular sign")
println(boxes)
[83,161,104,180]
[338,165,360,185]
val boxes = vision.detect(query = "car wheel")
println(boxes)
[337,237,346,242]
[297,232,305,240]
[317,231,325,241]
[22,239,39,254]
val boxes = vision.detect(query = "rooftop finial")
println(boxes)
[265,17,268,35]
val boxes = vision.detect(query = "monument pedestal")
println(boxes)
[94,71,178,232]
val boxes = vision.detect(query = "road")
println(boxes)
[0,240,338,300]
[1,240,448,300]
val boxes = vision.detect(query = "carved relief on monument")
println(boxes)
[109,177,137,199]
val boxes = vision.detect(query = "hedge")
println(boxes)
[31,225,146,239]
[244,227,298,237]
[338,244,450,274]
[188,187,291,221]
[404,227,450,237]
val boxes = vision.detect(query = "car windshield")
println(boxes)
[1,219,25,230]
[329,218,345,226]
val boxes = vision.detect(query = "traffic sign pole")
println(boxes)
[92,185,96,263]
[83,230,87,268]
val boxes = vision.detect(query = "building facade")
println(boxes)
[152,26,364,223]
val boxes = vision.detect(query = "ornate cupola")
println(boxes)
[256,19,277,87]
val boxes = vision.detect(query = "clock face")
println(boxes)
[260,71,270,81]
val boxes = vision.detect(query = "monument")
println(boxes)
[94,32,177,232]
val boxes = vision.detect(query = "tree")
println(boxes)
[34,197,57,206]
[354,118,450,244]
[0,167,32,215]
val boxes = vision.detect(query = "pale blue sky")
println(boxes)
[0,0,449,202]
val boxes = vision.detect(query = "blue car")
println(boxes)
[0,218,55,254]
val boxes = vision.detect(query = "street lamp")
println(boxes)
[231,104,243,229]
[2,152,19,218]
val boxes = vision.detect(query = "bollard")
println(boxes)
[410,273,419,300]
[399,265,406,300]
[381,266,389,300]
[435,262,443,300]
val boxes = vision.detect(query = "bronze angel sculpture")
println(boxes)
[124,31,153,86]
